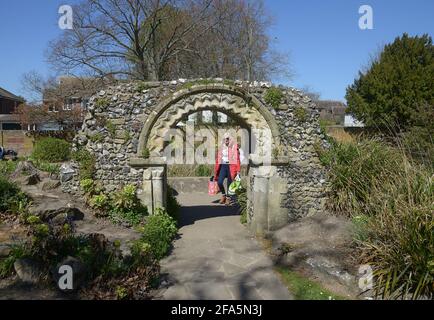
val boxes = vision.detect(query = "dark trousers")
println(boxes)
[218,164,232,196]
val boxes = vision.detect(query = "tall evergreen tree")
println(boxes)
[346,33,434,131]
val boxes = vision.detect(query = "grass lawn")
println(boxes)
[276,267,347,300]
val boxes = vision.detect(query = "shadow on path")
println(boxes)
[156,193,292,300]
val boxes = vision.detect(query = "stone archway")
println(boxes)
[137,85,281,158]
[69,80,329,234]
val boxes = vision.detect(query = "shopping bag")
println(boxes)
[228,174,242,196]
[208,177,219,195]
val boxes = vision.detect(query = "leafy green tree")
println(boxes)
[346,33,434,131]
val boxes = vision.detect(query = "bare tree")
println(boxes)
[48,0,218,81]
[301,85,321,102]
[48,0,291,81]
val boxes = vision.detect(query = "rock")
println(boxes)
[37,207,85,222]
[306,256,356,287]
[60,163,76,183]
[11,161,39,178]
[0,244,12,258]
[53,256,87,291]
[41,180,61,191]
[14,258,43,284]
[88,233,109,252]
[20,173,41,185]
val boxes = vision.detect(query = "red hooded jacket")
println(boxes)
[214,140,241,180]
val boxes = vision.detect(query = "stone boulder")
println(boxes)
[11,161,39,178]
[35,207,85,223]
[52,256,87,291]
[14,258,43,284]
[41,180,61,191]
[11,161,41,185]
[20,173,41,185]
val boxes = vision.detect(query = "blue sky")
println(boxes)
[0,0,433,101]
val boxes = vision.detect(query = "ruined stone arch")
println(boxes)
[137,85,282,159]
[69,80,329,235]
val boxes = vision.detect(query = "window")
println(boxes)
[81,98,89,110]
[48,105,59,112]
[2,123,22,130]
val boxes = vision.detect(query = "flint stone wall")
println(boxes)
[63,79,329,223]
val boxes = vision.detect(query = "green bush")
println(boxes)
[109,185,148,226]
[72,148,96,180]
[195,164,213,177]
[323,139,403,215]
[166,187,180,221]
[80,179,95,195]
[31,159,60,174]
[95,98,110,108]
[90,132,104,143]
[0,177,30,214]
[142,148,150,159]
[0,161,18,176]
[106,121,116,139]
[140,209,178,260]
[294,107,308,122]
[236,187,248,224]
[0,244,30,278]
[264,87,284,108]
[89,194,110,213]
[323,137,434,299]
[111,185,138,212]
[31,138,71,163]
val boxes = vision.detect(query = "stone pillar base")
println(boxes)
[139,165,167,214]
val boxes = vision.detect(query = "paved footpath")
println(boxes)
[156,194,292,300]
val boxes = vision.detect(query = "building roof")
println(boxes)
[0,86,25,102]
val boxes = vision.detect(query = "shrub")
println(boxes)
[264,87,284,109]
[109,185,148,226]
[294,107,308,122]
[142,148,150,159]
[111,185,137,212]
[236,187,248,224]
[95,98,110,108]
[0,161,17,176]
[194,164,213,177]
[31,159,60,174]
[324,137,434,299]
[106,121,116,139]
[323,139,403,215]
[80,179,95,195]
[0,177,30,214]
[31,137,71,162]
[72,148,96,180]
[90,132,104,143]
[0,244,30,278]
[166,187,180,221]
[89,194,110,213]
[140,209,178,259]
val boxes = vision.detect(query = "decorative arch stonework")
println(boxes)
[67,80,329,234]
[138,85,281,158]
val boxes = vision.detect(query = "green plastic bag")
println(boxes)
[228,175,242,196]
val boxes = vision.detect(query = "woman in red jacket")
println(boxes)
[214,134,241,205]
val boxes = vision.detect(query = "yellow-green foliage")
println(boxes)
[106,121,116,139]
[294,107,308,122]
[95,98,110,108]
[323,137,433,299]
[264,87,284,108]
[142,148,150,159]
